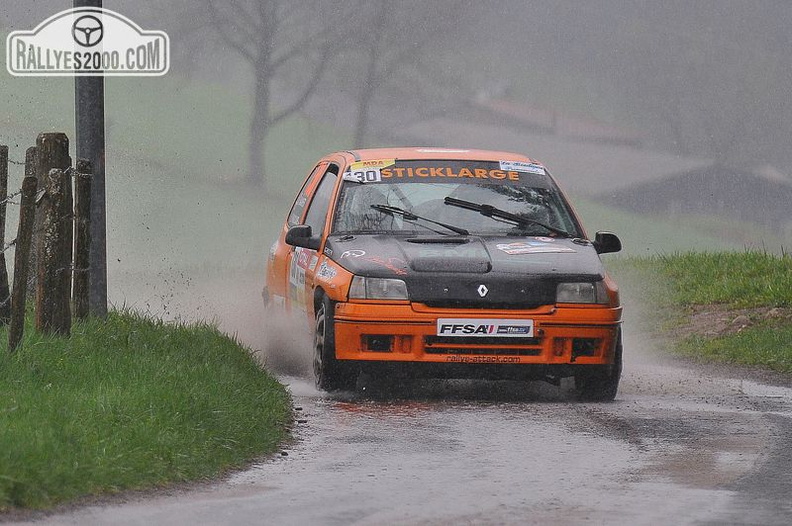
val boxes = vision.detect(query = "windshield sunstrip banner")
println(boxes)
[343,161,549,185]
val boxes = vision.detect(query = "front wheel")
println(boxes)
[574,330,623,402]
[314,296,357,392]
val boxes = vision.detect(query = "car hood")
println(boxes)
[326,234,606,308]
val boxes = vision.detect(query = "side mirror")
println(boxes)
[285,225,321,250]
[594,231,622,254]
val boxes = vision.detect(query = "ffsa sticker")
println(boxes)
[342,159,395,183]
[437,318,534,337]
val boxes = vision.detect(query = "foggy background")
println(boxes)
[2,1,791,338]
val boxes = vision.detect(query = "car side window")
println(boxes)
[302,166,339,239]
[287,163,325,227]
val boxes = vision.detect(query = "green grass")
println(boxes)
[628,251,792,308]
[0,311,291,511]
[620,251,792,372]
[679,327,792,374]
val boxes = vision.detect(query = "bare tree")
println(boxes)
[350,0,468,148]
[205,1,342,188]
[352,1,393,149]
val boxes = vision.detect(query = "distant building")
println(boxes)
[390,102,792,240]
[473,98,646,147]
[598,164,792,235]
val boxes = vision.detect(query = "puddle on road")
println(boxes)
[88,269,792,525]
[226,375,643,525]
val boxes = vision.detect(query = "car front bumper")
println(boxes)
[333,302,622,366]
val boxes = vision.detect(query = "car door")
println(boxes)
[287,165,339,315]
[268,162,326,310]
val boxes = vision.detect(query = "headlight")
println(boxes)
[556,281,608,304]
[349,276,409,300]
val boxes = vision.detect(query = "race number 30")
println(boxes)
[345,168,382,183]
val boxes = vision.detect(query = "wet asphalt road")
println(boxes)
[17,361,792,526]
[11,273,792,525]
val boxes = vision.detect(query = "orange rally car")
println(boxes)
[265,148,623,400]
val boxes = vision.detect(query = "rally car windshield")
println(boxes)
[332,161,581,237]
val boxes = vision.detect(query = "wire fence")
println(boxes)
[1,134,94,351]
[0,188,25,206]
[1,238,16,253]
[0,182,79,253]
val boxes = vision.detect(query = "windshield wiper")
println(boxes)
[443,197,571,237]
[370,204,469,236]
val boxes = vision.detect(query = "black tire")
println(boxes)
[574,330,623,402]
[314,296,357,391]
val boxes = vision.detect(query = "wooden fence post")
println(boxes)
[35,168,70,336]
[33,133,69,301]
[8,174,38,351]
[0,145,10,325]
[73,159,92,319]
[36,133,72,334]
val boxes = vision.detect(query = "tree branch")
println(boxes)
[270,32,326,71]
[207,0,259,61]
[270,45,334,126]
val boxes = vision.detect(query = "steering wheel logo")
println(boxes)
[72,15,103,47]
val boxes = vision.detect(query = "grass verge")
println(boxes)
[626,251,792,308]
[680,327,792,374]
[0,311,291,511]
[618,251,792,372]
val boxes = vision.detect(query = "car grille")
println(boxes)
[407,278,557,308]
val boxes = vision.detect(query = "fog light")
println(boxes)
[365,335,393,352]
[572,338,598,358]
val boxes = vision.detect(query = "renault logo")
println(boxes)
[477,284,488,297]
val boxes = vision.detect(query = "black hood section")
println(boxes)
[407,237,492,274]
[326,234,606,308]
